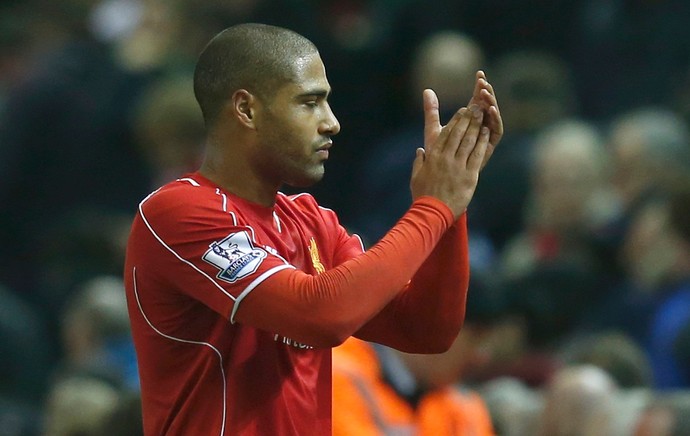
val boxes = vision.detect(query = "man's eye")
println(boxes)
[305,101,318,107]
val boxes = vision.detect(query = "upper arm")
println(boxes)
[128,186,293,321]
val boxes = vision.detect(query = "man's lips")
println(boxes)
[316,141,332,158]
[317,140,332,151]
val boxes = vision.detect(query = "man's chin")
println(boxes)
[285,169,325,188]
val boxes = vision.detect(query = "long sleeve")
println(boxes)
[354,214,469,353]
[234,197,456,348]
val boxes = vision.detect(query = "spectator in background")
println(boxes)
[0,0,150,317]
[107,0,186,74]
[332,272,501,436]
[568,108,690,339]
[500,119,614,282]
[473,50,577,250]
[479,331,653,436]
[473,120,617,387]
[600,107,690,264]
[558,331,653,390]
[131,74,205,189]
[536,365,618,436]
[557,331,654,435]
[609,108,689,208]
[57,275,137,391]
[42,375,120,436]
[107,0,266,75]
[622,185,690,389]
[478,376,543,436]
[477,262,583,387]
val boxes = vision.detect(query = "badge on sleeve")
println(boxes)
[203,231,267,283]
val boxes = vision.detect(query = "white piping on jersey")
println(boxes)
[177,177,201,187]
[138,194,237,302]
[353,234,365,252]
[230,264,295,323]
[284,192,310,202]
[215,188,228,212]
[283,192,334,212]
[272,211,281,233]
[132,266,228,436]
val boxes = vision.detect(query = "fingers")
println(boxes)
[484,102,503,149]
[470,71,503,153]
[431,106,468,155]
[467,127,491,172]
[479,82,498,122]
[470,70,485,104]
[481,142,496,171]
[470,71,491,108]
[480,76,504,147]
[454,106,483,160]
[441,107,473,156]
[423,89,441,149]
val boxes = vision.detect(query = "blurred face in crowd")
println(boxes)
[533,141,603,231]
[252,53,340,188]
[622,202,678,290]
[609,131,650,207]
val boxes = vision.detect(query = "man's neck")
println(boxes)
[199,144,279,207]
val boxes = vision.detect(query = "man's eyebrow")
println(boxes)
[296,89,331,99]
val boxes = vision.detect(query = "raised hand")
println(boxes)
[411,90,491,218]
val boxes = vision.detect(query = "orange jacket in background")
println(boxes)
[333,337,495,436]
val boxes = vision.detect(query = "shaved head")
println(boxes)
[193,23,319,127]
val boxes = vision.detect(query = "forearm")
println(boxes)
[355,214,469,353]
[235,197,455,348]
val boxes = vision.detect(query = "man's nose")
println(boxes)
[321,105,340,136]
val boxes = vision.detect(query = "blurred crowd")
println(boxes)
[1,0,690,435]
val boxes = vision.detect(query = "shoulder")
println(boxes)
[138,177,226,224]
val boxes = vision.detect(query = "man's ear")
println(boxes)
[231,89,257,129]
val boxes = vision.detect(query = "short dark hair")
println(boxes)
[193,23,318,127]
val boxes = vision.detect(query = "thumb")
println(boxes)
[423,89,441,148]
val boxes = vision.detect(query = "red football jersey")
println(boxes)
[124,173,364,435]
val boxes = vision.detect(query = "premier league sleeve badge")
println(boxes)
[203,231,268,283]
